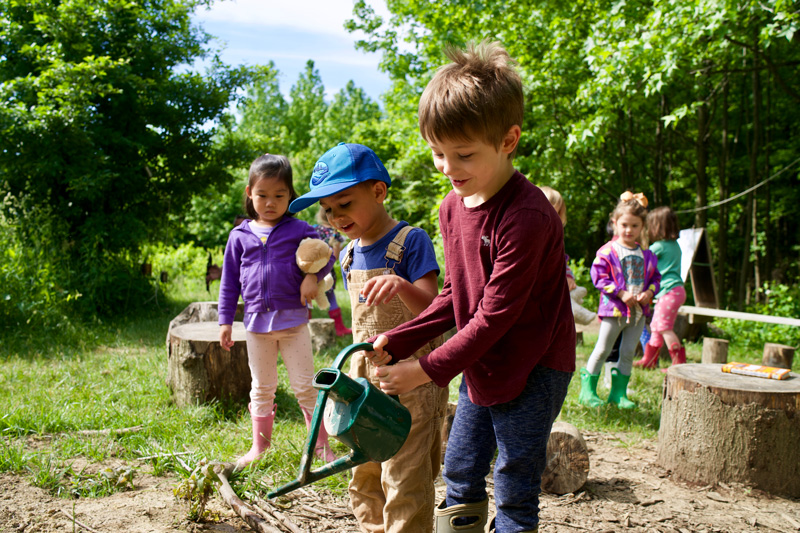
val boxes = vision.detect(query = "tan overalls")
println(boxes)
[342,225,449,533]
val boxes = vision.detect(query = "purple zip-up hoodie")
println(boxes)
[590,240,661,319]
[218,217,334,326]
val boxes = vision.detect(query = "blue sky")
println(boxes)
[192,0,393,102]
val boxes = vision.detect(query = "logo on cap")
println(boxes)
[311,162,329,186]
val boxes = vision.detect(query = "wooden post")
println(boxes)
[541,422,590,495]
[702,337,728,364]
[658,364,800,498]
[762,343,795,369]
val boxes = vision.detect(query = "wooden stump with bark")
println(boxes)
[701,337,728,364]
[167,321,250,407]
[762,343,795,369]
[658,363,800,498]
[541,421,590,495]
[166,301,243,345]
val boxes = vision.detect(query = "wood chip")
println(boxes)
[706,492,730,503]
[781,513,800,530]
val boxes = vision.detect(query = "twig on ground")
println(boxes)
[215,463,281,533]
[60,509,102,533]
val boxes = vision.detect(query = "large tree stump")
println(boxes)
[701,337,728,364]
[762,343,795,369]
[308,318,336,353]
[167,321,250,407]
[166,301,243,345]
[541,421,589,495]
[658,363,800,498]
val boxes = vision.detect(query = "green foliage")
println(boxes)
[0,0,255,315]
[173,458,220,520]
[0,192,82,346]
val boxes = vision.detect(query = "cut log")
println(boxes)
[762,343,795,369]
[658,363,800,498]
[167,321,250,407]
[308,318,336,353]
[701,337,728,364]
[541,421,590,495]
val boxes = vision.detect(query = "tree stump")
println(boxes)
[541,421,590,495]
[308,318,336,353]
[166,301,243,345]
[762,343,795,369]
[701,337,728,364]
[658,363,800,498]
[167,321,250,407]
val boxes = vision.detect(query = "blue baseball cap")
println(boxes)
[289,142,391,213]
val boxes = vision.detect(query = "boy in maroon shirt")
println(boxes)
[368,40,575,532]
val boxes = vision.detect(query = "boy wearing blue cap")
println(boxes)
[290,143,448,533]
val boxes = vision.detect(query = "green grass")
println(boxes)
[2,274,795,511]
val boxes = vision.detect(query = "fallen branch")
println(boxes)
[215,463,281,533]
[60,509,102,533]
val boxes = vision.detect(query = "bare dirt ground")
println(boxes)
[2,431,799,533]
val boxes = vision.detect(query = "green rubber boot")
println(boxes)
[607,368,636,409]
[578,368,604,407]
[434,498,488,533]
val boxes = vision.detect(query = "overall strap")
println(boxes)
[384,225,415,273]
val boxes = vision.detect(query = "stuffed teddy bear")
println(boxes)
[570,286,597,325]
[296,238,334,309]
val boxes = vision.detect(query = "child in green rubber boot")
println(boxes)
[579,192,661,409]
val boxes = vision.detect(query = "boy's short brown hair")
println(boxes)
[419,40,524,157]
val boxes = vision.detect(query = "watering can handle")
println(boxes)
[331,342,400,402]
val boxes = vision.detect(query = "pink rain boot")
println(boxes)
[661,345,686,373]
[669,344,686,365]
[236,404,276,470]
[634,343,660,369]
[328,308,352,337]
[301,407,336,462]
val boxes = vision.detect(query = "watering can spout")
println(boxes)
[267,343,412,499]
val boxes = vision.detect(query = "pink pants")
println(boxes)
[245,324,317,417]
[648,286,686,347]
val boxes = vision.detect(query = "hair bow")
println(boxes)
[620,191,648,208]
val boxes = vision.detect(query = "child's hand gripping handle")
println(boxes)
[332,341,400,402]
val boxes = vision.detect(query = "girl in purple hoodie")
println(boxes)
[218,154,334,469]
[579,193,660,409]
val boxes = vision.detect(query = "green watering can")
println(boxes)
[267,342,412,499]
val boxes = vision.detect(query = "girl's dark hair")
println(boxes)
[245,154,297,220]
[647,206,679,242]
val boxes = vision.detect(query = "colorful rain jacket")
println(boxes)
[590,241,661,319]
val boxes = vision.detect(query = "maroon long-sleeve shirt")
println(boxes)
[381,172,576,406]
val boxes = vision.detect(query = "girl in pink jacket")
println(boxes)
[579,193,660,409]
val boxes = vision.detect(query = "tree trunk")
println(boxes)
[653,96,665,206]
[695,96,709,229]
[738,41,761,308]
[717,77,730,309]
[658,364,800,498]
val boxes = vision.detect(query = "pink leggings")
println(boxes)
[245,324,318,417]
[648,286,686,348]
